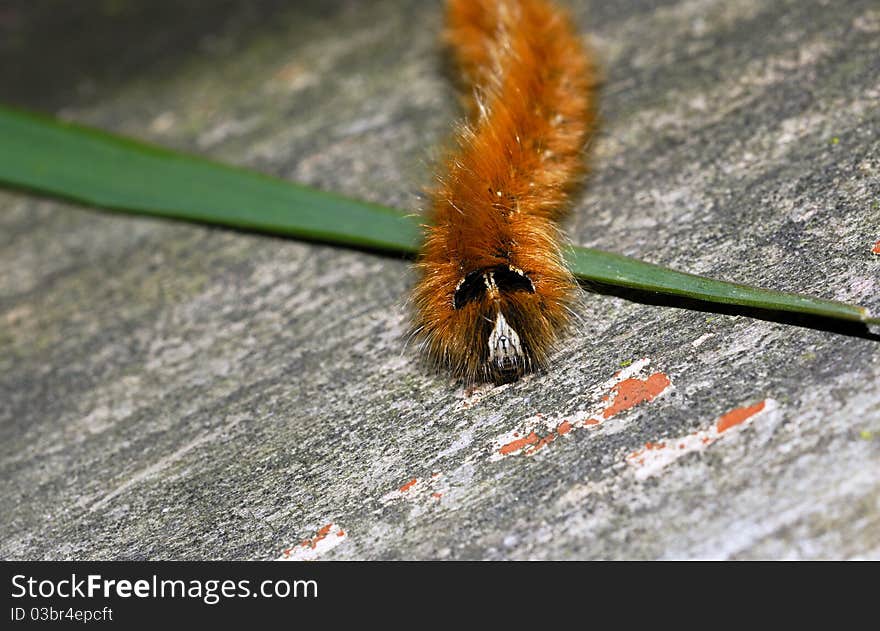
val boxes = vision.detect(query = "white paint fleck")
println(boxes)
[626,399,778,480]
[691,333,715,348]
[379,473,445,506]
[487,358,672,461]
[197,116,261,148]
[150,111,177,133]
[853,9,880,33]
[277,524,347,561]
[435,429,474,460]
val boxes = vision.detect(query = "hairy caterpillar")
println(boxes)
[411,0,598,384]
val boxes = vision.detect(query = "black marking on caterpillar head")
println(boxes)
[453,265,535,309]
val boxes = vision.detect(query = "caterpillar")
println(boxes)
[411,0,598,384]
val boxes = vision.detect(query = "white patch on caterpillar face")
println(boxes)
[483,270,499,299]
[488,311,523,369]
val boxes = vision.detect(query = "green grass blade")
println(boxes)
[0,104,876,327]
[564,247,877,325]
[0,106,422,254]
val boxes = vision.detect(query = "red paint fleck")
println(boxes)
[499,432,539,455]
[399,479,418,493]
[505,419,584,457]
[337,530,345,537]
[431,472,440,477]
[495,366,673,459]
[679,443,685,449]
[602,373,671,419]
[873,240,880,255]
[431,492,443,499]
[716,400,766,433]
[301,523,334,550]
[525,433,556,455]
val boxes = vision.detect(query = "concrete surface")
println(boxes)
[0,0,878,560]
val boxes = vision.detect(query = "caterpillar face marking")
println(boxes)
[411,0,598,385]
[488,311,523,378]
[453,265,535,310]
[452,265,535,381]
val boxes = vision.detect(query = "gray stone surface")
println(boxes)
[1,0,878,560]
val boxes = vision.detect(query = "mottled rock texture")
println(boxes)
[1,0,878,560]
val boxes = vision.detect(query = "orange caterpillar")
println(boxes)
[412,0,598,384]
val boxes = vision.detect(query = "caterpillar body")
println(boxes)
[412,0,598,384]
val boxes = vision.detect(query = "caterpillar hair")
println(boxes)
[411,0,598,384]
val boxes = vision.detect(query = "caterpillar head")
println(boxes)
[453,265,534,382]
[411,248,576,385]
